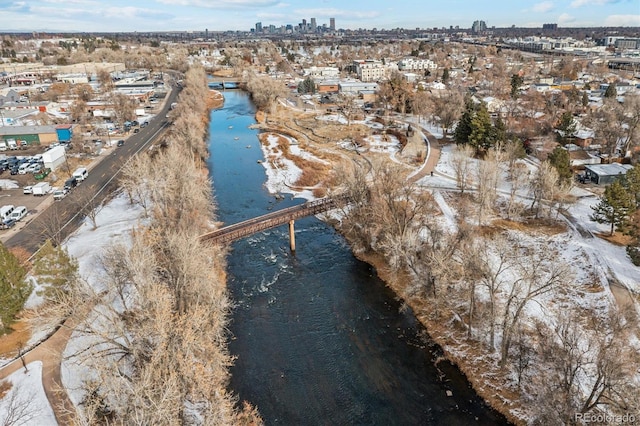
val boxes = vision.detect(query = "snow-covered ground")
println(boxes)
[0,179,19,190]
[0,361,56,425]
[2,104,638,424]
[0,193,147,424]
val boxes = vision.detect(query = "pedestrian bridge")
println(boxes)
[199,196,346,250]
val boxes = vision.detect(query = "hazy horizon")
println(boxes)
[0,0,638,33]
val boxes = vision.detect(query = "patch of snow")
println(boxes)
[0,179,19,190]
[0,361,57,425]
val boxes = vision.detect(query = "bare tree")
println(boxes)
[431,89,464,138]
[450,144,475,194]
[477,234,513,349]
[120,152,153,215]
[585,98,627,158]
[0,382,41,426]
[529,160,560,219]
[73,185,105,230]
[96,68,113,92]
[499,243,571,365]
[32,204,68,247]
[245,73,287,113]
[534,308,638,423]
[506,161,529,220]
[109,93,136,130]
[475,147,502,225]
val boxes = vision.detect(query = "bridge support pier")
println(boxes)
[289,220,296,252]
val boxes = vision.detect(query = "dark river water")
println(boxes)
[207,91,508,425]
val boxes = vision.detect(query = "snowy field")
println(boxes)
[0,361,56,425]
[0,193,147,424]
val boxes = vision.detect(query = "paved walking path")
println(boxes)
[0,313,81,425]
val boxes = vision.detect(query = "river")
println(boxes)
[207,91,508,425]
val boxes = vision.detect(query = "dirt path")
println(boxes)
[0,315,80,425]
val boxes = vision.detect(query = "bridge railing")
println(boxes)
[199,195,348,244]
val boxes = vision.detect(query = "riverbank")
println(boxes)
[350,249,522,425]
[249,105,519,423]
[247,88,639,424]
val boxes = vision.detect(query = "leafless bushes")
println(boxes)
[335,152,637,423]
[244,73,288,113]
[37,65,261,425]
[169,65,210,159]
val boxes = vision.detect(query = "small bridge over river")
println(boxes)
[207,76,245,90]
[199,196,346,251]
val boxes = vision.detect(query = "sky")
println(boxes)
[0,0,638,33]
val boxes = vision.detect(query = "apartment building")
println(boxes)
[353,59,385,82]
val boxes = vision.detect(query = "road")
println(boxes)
[4,86,180,254]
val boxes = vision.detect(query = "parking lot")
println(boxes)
[0,149,99,242]
[0,186,55,239]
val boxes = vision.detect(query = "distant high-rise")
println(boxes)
[255,22,262,33]
[542,23,558,30]
[471,20,487,33]
[311,17,317,32]
[330,18,335,31]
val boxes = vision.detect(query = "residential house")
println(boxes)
[584,163,633,185]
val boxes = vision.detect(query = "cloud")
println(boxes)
[0,1,29,12]
[154,0,281,8]
[532,1,554,12]
[570,0,620,7]
[293,7,381,20]
[558,12,576,23]
[604,14,640,26]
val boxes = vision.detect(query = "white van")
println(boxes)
[0,205,15,221]
[9,206,27,221]
[72,167,88,182]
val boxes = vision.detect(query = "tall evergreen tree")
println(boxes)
[297,76,316,94]
[490,115,507,147]
[510,74,524,99]
[604,82,617,98]
[0,244,31,333]
[454,98,474,145]
[442,67,450,84]
[556,111,576,143]
[591,179,636,235]
[581,91,589,108]
[469,103,494,153]
[547,146,573,184]
[622,164,640,208]
[32,239,79,303]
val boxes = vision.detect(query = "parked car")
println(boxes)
[9,206,27,222]
[1,218,16,230]
[23,185,33,194]
[26,163,41,174]
[17,163,30,174]
[141,121,148,128]
[72,167,88,182]
[52,187,68,201]
[64,177,77,191]
[117,139,125,147]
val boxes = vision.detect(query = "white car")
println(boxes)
[52,187,69,201]
[23,185,33,194]
[26,163,41,173]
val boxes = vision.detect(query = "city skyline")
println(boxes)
[0,0,638,33]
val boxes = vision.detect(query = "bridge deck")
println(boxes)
[199,196,344,245]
